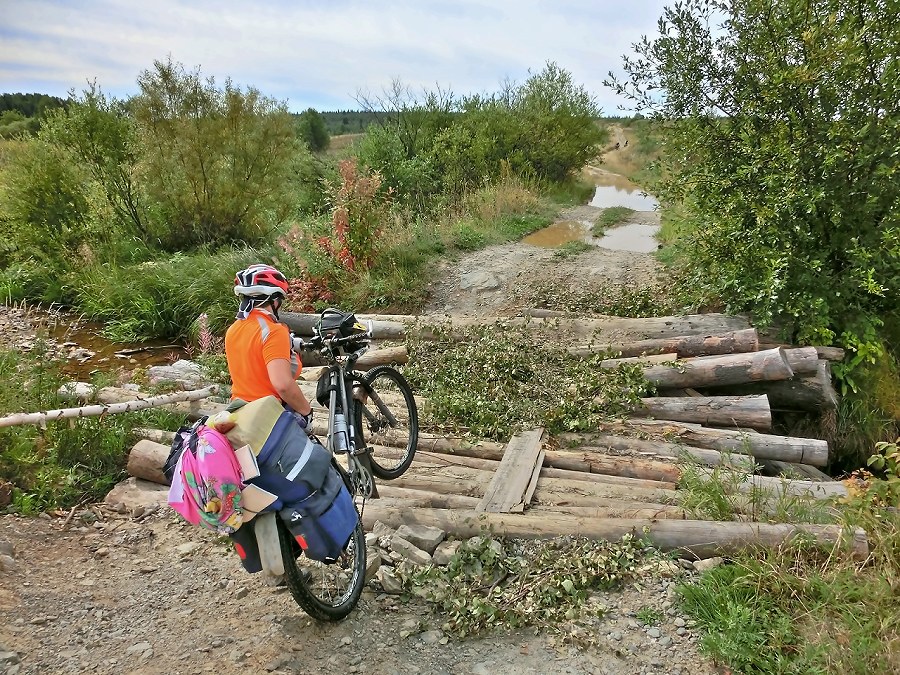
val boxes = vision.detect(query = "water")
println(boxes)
[590,184,659,211]
[595,223,661,253]
[523,170,661,250]
[42,313,188,380]
[521,220,590,247]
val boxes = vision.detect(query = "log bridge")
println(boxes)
[98,311,864,559]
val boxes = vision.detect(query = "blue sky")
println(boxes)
[0,0,669,113]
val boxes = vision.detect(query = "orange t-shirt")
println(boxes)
[224,309,301,402]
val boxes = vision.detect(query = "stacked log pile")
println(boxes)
[92,310,863,558]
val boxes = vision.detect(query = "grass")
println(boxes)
[0,345,187,513]
[554,241,594,258]
[678,506,900,674]
[593,206,635,236]
[674,450,900,673]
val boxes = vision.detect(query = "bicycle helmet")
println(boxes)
[234,264,289,319]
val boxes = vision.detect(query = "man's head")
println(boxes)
[234,264,289,319]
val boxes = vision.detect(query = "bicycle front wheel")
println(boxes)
[278,515,366,622]
[353,365,418,480]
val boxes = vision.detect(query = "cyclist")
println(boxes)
[225,264,313,425]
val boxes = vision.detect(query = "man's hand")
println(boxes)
[297,410,314,429]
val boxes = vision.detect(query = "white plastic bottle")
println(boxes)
[332,413,349,452]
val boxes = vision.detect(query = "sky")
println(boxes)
[0,0,669,114]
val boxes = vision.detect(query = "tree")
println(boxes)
[297,107,330,152]
[131,57,303,249]
[40,83,148,240]
[607,0,900,379]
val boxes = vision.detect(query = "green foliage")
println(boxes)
[395,534,666,638]
[678,505,900,673]
[72,247,263,340]
[520,280,685,318]
[296,107,330,152]
[636,606,663,626]
[356,63,604,210]
[40,83,148,241]
[404,322,653,440]
[554,241,593,258]
[608,0,900,380]
[0,346,184,512]
[132,57,304,249]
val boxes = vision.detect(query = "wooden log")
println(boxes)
[359,506,869,560]
[760,460,832,482]
[696,468,848,500]
[378,446,678,491]
[391,463,675,503]
[127,440,171,484]
[631,395,772,431]
[641,348,795,389]
[599,353,679,368]
[529,503,686,520]
[298,345,408,369]
[710,360,839,412]
[591,420,829,466]
[541,449,682,483]
[560,433,757,470]
[97,386,226,420]
[283,312,753,343]
[569,328,760,359]
[374,485,481,509]
[0,386,219,428]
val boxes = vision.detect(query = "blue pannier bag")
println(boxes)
[280,467,358,563]
[249,411,358,564]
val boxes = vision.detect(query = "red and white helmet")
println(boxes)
[234,264,288,299]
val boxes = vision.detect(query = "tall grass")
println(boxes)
[0,346,184,513]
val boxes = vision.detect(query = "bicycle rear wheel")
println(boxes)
[277,515,366,621]
[353,365,418,480]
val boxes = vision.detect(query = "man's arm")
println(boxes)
[266,358,313,416]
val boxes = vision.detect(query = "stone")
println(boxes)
[371,520,395,539]
[389,535,433,566]
[175,542,202,557]
[376,568,403,594]
[432,540,462,566]
[364,548,382,584]
[395,524,444,555]
[0,555,16,573]
[692,556,725,573]
[647,628,661,639]
[0,540,12,558]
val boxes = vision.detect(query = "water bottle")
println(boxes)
[333,413,349,452]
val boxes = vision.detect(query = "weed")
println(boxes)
[554,241,593,258]
[636,606,663,626]
[396,534,669,640]
[404,322,652,440]
[593,206,635,236]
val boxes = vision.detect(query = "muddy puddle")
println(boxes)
[595,223,661,253]
[525,170,660,251]
[522,220,590,247]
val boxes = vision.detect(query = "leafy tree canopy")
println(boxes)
[607,0,900,385]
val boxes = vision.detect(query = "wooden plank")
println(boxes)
[517,447,545,513]
[476,428,546,514]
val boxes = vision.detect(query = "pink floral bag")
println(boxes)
[167,426,244,534]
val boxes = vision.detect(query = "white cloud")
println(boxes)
[0,0,668,112]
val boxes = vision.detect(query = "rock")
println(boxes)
[647,627,661,639]
[389,536,433,566]
[395,524,444,555]
[57,381,96,401]
[0,555,16,573]
[432,539,461,566]
[376,568,403,594]
[673,617,686,627]
[0,650,20,666]
[372,520,395,539]
[659,636,672,647]
[692,557,725,573]
[174,542,202,557]
[420,630,443,645]
[148,359,207,387]
[364,548,382,584]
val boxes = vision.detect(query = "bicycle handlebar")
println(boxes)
[291,328,373,355]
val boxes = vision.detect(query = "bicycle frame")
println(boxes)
[298,326,379,500]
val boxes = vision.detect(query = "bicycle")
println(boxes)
[277,308,418,620]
